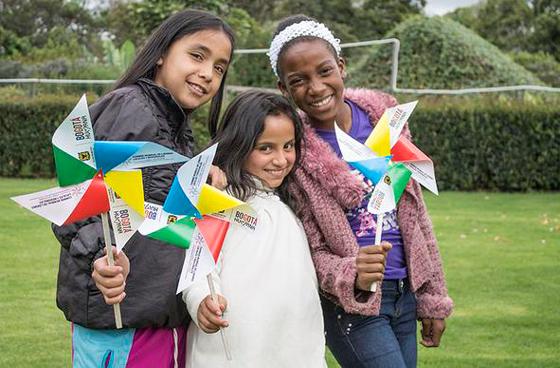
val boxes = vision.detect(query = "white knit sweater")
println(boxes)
[183,191,326,368]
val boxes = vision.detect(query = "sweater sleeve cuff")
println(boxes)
[416,294,454,319]
[332,257,382,315]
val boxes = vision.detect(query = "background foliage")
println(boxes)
[353,16,542,90]
[1,94,558,191]
[448,0,560,66]
[1,0,559,192]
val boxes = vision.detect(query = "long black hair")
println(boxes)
[272,14,339,81]
[211,90,304,212]
[113,9,235,134]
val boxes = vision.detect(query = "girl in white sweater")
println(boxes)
[184,90,326,367]
[94,90,327,367]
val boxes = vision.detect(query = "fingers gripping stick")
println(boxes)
[370,213,384,293]
[207,274,232,360]
[101,212,123,329]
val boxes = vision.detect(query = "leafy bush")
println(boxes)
[352,16,543,90]
[0,95,79,177]
[224,8,277,89]
[410,98,560,191]
[0,94,210,178]
[1,94,558,191]
[510,51,560,87]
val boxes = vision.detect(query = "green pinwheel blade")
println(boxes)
[53,145,97,187]
[388,163,412,202]
[149,217,196,249]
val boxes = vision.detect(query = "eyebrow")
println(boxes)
[256,138,295,146]
[285,59,335,79]
[191,44,230,65]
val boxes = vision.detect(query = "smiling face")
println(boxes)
[154,29,232,109]
[244,113,296,189]
[277,39,348,129]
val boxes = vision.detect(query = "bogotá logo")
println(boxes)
[384,175,392,185]
[78,151,91,161]
[167,215,178,224]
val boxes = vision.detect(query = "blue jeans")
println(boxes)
[322,279,417,368]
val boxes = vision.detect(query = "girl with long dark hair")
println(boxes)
[52,9,235,367]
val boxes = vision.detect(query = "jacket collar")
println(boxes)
[137,78,187,132]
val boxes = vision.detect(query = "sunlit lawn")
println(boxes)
[1,178,558,367]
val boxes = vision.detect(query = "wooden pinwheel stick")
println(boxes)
[207,274,232,361]
[370,213,385,293]
[101,212,124,329]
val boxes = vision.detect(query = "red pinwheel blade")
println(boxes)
[64,171,110,224]
[392,137,430,163]
[194,216,230,263]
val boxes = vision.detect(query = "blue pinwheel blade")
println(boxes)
[163,176,201,218]
[94,141,145,174]
[350,156,391,184]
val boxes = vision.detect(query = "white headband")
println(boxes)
[267,20,341,77]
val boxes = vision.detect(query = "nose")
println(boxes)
[308,76,326,96]
[198,61,213,82]
[272,151,288,166]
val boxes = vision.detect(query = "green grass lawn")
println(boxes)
[1,178,559,367]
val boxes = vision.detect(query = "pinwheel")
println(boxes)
[363,100,438,195]
[11,94,190,328]
[138,143,256,297]
[139,144,256,249]
[335,100,438,291]
[137,144,257,361]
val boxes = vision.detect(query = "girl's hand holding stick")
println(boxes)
[100,212,123,328]
[204,275,232,360]
[355,221,392,293]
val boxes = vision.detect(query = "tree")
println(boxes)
[528,0,560,60]
[448,0,560,62]
[0,0,100,47]
[237,0,426,42]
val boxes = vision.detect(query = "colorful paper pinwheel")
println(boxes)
[11,94,191,328]
[364,100,438,195]
[137,143,253,361]
[12,95,191,246]
[139,143,256,246]
[335,100,439,291]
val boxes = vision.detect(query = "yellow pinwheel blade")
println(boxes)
[104,170,145,215]
[197,184,244,215]
[364,112,391,157]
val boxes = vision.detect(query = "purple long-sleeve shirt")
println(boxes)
[313,100,407,280]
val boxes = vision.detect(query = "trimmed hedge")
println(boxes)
[1,95,558,191]
[352,16,543,90]
[410,100,560,191]
[0,95,79,178]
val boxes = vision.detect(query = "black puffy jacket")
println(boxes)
[52,78,194,329]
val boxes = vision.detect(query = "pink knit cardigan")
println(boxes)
[288,88,453,319]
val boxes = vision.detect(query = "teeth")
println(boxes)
[310,95,332,107]
[189,83,204,94]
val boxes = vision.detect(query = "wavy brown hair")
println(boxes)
[211,90,304,212]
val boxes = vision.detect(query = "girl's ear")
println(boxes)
[156,57,164,66]
[277,80,290,99]
[338,57,347,79]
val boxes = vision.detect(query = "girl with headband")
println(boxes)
[264,14,453,368]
